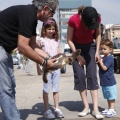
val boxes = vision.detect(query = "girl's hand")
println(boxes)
[77,55,86,66]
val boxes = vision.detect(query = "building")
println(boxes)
[58,0,92,51]
[103,24,120,41]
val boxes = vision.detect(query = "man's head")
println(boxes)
[81,6,99,30]
[32,0,58,22]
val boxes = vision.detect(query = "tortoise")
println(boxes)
[43,49,81,83]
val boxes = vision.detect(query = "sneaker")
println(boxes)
[44,109,55,119]
[101,108,109,115]
[54,109,64,118]
[105,110,116,118]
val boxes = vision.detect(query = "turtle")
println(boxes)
[43,49,81,83]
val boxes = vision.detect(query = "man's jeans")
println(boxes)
[0,46,21,120]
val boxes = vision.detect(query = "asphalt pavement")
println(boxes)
[0,62,120,120]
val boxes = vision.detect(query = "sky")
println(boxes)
[0,0,120,27]
[92,0,120,25]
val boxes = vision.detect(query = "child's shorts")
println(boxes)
[102,85,117,100]
[43,69,60,93]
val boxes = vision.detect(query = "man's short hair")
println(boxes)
[32,0,58,10]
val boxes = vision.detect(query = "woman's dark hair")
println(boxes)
[78,6,86,15]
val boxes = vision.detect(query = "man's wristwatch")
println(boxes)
[41,55,50,67]
[45,56,50,60]
[44,55,50,66]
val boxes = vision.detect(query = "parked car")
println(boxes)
[12,55,18,65]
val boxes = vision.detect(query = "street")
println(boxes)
[0,62,120,120]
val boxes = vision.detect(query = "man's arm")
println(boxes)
[17,34,56,67]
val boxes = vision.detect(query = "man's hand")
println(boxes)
[47,58,58,68]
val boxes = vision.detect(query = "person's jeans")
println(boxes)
[0,46,21,120]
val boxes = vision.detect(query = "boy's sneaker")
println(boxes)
[44,109,55,119]
[54,109,64,118]
[105,109,116,118]
[101,108,109,115]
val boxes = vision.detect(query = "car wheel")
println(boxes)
[61,65,66,73]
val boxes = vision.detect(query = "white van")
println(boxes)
[64,44,71,54]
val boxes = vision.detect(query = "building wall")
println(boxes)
[59,0,91,9]
[103,24,120,41]
[58,0,92,50]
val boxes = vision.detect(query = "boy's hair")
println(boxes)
[32,0,58,10]
[41,18,59,41]
[100,39,114,50]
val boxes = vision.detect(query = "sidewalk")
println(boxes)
[0,63,120,120]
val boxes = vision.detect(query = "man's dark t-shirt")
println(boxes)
[0,5,37,53]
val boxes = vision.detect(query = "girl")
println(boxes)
[38,18,64,119]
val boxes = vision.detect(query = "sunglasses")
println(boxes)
[47,6,55,14]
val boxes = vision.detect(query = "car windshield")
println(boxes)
[64,49,70,54]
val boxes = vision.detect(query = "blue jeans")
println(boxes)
[0,46,21,120]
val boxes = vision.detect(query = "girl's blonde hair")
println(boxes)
[41,18,59,41]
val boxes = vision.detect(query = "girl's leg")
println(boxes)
[43,90,55,119]
[43,73,52,111]
[52,69,60,110]
[43,90,49,111]
[53,92,59,109]
[52,70,64,118]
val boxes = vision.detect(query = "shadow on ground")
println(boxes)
[0,100,113,120]
[59,100,104,112]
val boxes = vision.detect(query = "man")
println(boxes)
[0,0,58,120]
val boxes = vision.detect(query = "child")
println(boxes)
[98,39,117,118]
[38,18,64,119]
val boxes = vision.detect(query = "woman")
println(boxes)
[67,6,104,119]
